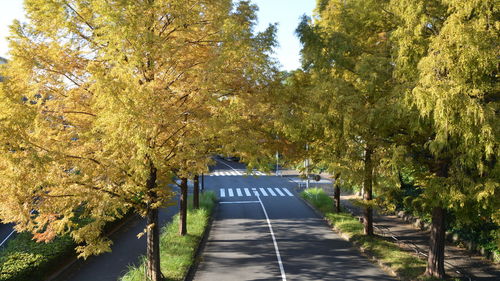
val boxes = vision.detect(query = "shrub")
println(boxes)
[0,232,74,281]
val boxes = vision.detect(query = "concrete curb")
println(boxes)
[296,193,402,280]
[183,201,219,281]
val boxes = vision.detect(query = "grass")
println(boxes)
[301,187,426,280]
[120,191,217,281]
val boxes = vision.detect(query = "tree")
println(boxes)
[0,1,276,280]
[295,0,401,235]
[390,0,499,277]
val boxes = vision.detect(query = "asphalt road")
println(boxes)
[192,159,394,281]
[0,223,15,248]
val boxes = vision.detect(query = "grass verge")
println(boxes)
[301,187,426,280]
[120,191,217,281]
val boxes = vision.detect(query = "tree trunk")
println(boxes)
[193,175,200,209]
[146,164,162,281]
[179,177,188,236]
[334,173,341,213]
[426,160,449,279]
[426,206,446,279]
[363,147,374,236]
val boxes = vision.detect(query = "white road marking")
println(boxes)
[236,188,243,196]
[253,189,259,196]
[214,171,222,176]
[256,194,287,281]
[256,171,265,176]
[220,201,260,204]
[259,188,268,196]
[228,188,234,197]
[213,158,241,173]
[282,188,294,197]
[0,230,15,247]
[220,188,226,197]
[274,188,285,196]
[244,188,251,196]
[267,188,277,196]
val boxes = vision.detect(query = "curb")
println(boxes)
[183,202,219,281]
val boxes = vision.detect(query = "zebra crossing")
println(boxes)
[209,170,266,176]
[219,187,294,198]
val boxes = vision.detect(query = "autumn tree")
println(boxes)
[0,1,275,280]
[390,0,499,277]
[169,0,278,235]
[294,0,402,235]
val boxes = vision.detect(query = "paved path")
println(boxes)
[50,205,177,281]
[337,193,500,281]
[192,161,395,281]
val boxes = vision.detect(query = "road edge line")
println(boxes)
[257,195,287,281]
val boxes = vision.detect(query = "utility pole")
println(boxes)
[201,173,205,192]
[275,151,279,176]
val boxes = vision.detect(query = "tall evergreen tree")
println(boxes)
[391,0,499,277]
[295,0,401,235]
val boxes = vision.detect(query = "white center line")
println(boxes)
[228,188,234,197]
[244,188,251,196]
[274,188,285,196]
[267,188,277,196]
[282,188,294,197]
[259,188,268,196]
[220,188,226,198]
[236,188,243,197]
[257,194,287,281]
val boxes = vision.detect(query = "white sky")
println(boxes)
[0,0,315,71]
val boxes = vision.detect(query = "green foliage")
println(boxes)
[120,191,216,281]
[301,187,333,214]
[0,232,74,281]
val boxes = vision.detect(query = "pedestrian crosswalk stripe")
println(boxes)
[259,188,268,196]
[282,188,294,196]
[208,170,268,176]
[218,187,295,198]
[274,188,285,196]
[267,188,277,196]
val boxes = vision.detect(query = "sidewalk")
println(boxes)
[282,170,499,280]
[338,192,500,281]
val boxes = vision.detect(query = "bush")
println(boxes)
[0,232,74,281]
[300,187,333,214]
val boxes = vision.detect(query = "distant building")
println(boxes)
[0,56,6,82]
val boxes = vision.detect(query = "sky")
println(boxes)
[0,0,315,71]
